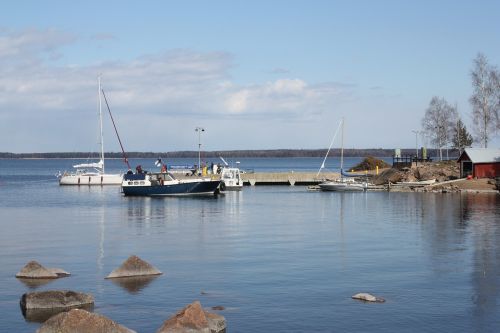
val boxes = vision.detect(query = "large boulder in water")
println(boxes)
[106,255,162,279]
[16,261,69,279]
[21,290,94,310]
[37,308,136,333]
[21,290,94,322]
[156,301,226,333]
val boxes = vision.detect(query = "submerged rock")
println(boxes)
[211,305,225,311]
[37,308,136,333]
[156,301,226,333]
[106,255,162,279]
[20,290,94,310]
[352,292,385,303]
[16,261,70,279]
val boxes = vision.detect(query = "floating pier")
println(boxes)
[240,172,339,186]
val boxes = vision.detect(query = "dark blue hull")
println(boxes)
[122,180,221,197]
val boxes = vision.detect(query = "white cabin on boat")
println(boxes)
[220,167,243,190]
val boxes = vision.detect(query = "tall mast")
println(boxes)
[340,117,344,177]
[98,75,105,173]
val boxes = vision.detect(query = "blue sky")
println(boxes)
[0,0,499,153]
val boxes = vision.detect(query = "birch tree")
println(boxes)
[491,68,500,129]
[469,53,498,147]
[421,96,458,160]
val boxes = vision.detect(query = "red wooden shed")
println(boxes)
[457,148,500,178]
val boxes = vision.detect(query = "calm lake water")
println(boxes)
[0,158,499,332]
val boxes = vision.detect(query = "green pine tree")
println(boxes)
[452,119,473,153]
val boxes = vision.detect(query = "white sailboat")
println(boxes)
[59,77,123,185]
[318,118,367,192]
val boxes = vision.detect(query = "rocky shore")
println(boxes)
[370,161,499,193]
[15,257,228,333]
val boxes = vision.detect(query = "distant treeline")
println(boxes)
[0,148,459,159]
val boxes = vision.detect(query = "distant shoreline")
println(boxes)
[0,148,457,159]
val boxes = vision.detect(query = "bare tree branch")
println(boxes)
[469,53,498,147]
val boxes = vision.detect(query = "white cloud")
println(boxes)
[0,28,357,152]
[225,89,249,113]
[0,28,75,64]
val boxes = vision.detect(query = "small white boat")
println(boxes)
[59,77,124,186]
[395,179,437,187]
[318,178,367,192]
[218,157,243,191]
[220,167,243,191]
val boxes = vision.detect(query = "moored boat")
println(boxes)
[220,167,243,191]
[122,172,221,196]
[59,161,123,185]
[394,179,436,187]
[218,157,243,191]
[317,118,369,192]
[59,76,128,186]
[318,178,367,192]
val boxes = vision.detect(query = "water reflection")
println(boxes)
[97,205,105,272]
[16,278,56,289]
[22,304,94,323]
[420,193,500,329]
[222,190,243,219]
[461,194,500,329]
[124,195,228,230]
[109,275,160,294]
[125,197,168,230]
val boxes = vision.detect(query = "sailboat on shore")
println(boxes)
[318,118,368,192]
[59,77,125,185]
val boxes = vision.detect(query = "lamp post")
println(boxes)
[195,127,205,172]
[435,125,443,161]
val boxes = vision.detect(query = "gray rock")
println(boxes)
[23,304,94,323]
[16,261,58,279]
[48,267,71,277]
[37,308,136,333]
[20,290,94,310]
[106,255,162,279]
[352,292,385,303]
[156,301,226,333]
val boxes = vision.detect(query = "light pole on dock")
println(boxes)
[195,127,205,172]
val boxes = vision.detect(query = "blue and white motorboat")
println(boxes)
[122,171,221,196]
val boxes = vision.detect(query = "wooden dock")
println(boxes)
[240,172,339,186]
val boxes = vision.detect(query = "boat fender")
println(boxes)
[220,182,226,191]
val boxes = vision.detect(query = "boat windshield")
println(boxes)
[222,168,239,179]
[153,173,176,181]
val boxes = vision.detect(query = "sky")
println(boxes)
[0,0,499,153]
